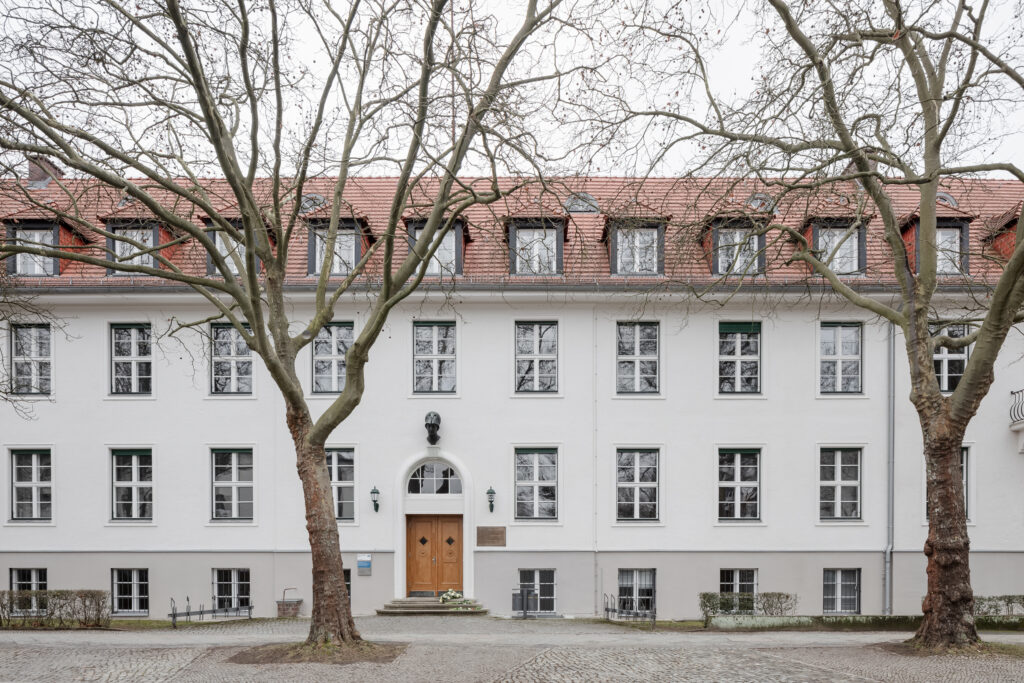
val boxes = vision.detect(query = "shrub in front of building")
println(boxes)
[0,590,110,629]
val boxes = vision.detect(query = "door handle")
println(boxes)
[433,556,436,563]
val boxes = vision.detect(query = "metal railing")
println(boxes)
[603,593,656,630]
[167,596,253,628]
[1011,390,1024,426]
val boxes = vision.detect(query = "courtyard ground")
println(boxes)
[1,616,1023,682]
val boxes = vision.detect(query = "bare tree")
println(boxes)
[0,0,600,645]
[614,0,1024,648]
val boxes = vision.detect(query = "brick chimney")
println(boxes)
[27,156,64,184]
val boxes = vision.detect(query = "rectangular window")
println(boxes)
[615,322,659,393]
[617,568,655,613]
[112,449,153,520]
[515,322,558,393]
[715,226,762,275]
[11,324,51,395]
[311,225,357,275]
[718,322,760,393]
[819,324,861,393]
[819,448,861,520]
[10,568,47,615]
[344,568,352,596]
[213,568,250,609]
[718,449,759,520]
[936,226,964,275]
[211,324,252,394]
[14,229,55,276]
[513,224,559,275]
[517,569,556,613]
[616,449,659,521]
[816,225,861,274]
[414,225,457,276]
[823,568,860,614]
[111,226,155,268]
[515,448,557,519]
[933,325,968,393]
[11,450,51,520]
[719,569,757,614]
[326,448,355,521]
[211,449,253,520]
[615,225,661,275]
[111,324,152,394]
[112,569,149,614]
[213,231,245,275]
[312,323,353,393]
[413,322,456,393]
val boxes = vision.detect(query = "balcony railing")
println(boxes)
[1011,390,1024,428]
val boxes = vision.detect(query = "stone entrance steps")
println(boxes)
[376,596,488,616]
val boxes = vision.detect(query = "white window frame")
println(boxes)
[326,448,355,521]
[819,448,861,520]
[616,226,660,275]
[111,226,154,267]
[823,568,861,614]
[615,322,659,394]
[718,449,760,521]
[111,449,153,521]
[514,448,558,520]
[617,568,656,613]
[214,232,245,275]
[518,569,556,613]
[412,322,456,393]
[11,449,51,521]
[210,324,252,394]
[211,449,254,520]
[817,226,860,274]
[312,225,356,275]
[407,461,463,495]
[718,323,761,394]
[719,568,758,614]
[414,225,457,276]
[715,226,761,275]
[11,323,51,395]
[615,449,659,521]
[14,229,55,276]
[111,568,149,615]
[514,321,558,393]
[935,226,963,275]
[111,324,153,395]
[933,325,969,393]
[213,568,250,610]
[312,323,353,394]
[819,323,861,394]
[515,226,557,275]
[10,568,47,615]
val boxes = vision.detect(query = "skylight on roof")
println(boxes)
[936,192,959,208]
[299,193,326,214]
[746,193,775,212]
[564,192,599,214]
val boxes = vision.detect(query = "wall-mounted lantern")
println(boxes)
[370,486,380,512]
[486,486,496,513]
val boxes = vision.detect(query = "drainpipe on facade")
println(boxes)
[884,321,896,615]
[592,304,601,616]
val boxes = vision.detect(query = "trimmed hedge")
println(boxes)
[698,591,798,627]
[0,590,110,629]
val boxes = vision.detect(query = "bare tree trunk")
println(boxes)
[287,406,360,645]
[914,415,978,647]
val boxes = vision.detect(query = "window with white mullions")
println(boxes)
[213,568,250,609]
[414,225,457,276]
[616,449,659,521]
[515,449,557,519]
[111,324,152,394]
[10,568,46,615]
[112,569,149,614]
[514,226,558,275]
[933,325,969,393]
[816,226,861,274]
[718,449,759,520]
[718,322,760,393]
[617,568,655,613]
[11,324,51,395]
[211,449,253,520]
[819,324,861,393]
[13,229,55,275]
[819,449,861,520]
[313,323,353,393]
[935,226,964,275]
[11,450,51,520]
[615,225,660,275]
[407,461,462,494]
[211,324,252,394]
[413,322,456,393]
[111,226,155,267]
[213,232,245,275]
[518,569,556,613]
[715,226,762,275]
[326,448,355,520]
[720,569,757,613]
[311,224,357,275]
[615,322,659,393]
[515,322,558,392]
[112,450,153,520]
[823,569,860,614]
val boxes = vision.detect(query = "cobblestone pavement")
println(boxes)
[1,617,1023,682]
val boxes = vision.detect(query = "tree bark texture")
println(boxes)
[287,406,360,645]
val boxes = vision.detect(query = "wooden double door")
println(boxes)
[406,515,462,596]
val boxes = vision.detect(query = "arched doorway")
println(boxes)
[404,460,464,596]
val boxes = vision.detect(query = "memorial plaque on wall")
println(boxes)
[476,526,506,547]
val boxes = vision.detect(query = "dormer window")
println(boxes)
[712,224,764,275]
[814,222,863,275]
[6,225,57,276]
[936,225,965,275]
[611,223,663,276]
[109,224,157,269]
[408,220,459,276]
[509,219,562,275]
[209,231,245,275]
[309,221,358,276]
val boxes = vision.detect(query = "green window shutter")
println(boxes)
[719,448,760,455]
[719,322,761,334]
